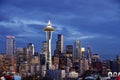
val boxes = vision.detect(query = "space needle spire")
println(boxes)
[44,20,55,69]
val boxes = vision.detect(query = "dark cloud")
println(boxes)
[83,20,120,37]
[0,26,14,36]
[0,13,10,22]
[28,24,45,31]
[0,0,6,5]
[0,0,120,59]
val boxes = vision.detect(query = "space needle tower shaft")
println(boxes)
[44,20,55,69]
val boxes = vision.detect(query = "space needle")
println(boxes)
[44,20,55,69]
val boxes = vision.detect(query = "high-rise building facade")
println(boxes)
[6,36,16,55]
[42,41,48,55]
[66,45,73,59]
[79,47,85,75]
[27,43,34,56]
[54,34,64,57]
[16,48,29,75]
[73,40,81,72]
[41,41,48,66]
[74,40,81,60]
[56,34,64,53]
[27,43,35,75]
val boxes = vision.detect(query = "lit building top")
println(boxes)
[81,47,85,52]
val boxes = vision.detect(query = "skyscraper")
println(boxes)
[42,41,48,55]
[27,43,35,74]
[41,41,48,77]
[74,40,81,60]
[6,36,16,73]
[27,43,34,56]
[80,47,86,75]
[44,20,55,69]
[41,41,48,65]
[6,36,16,55]
[73,40,81,72]
[16,48,29,75]
[66,45,73,59]
[54,34,64,57]
[56,34,64,53]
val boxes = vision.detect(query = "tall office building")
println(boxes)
[74,40,81,60]
[42,41,48,55]
[87,46,92,67]
[54,34,65,69]
[27,43,35,74]
[16,48,29,75]
[56,34,64,53]
[66,45,73,59]
[41,41,48,77]
[73,40,81,72]
[79,47,86,75]
[41,41,48,65]
[27,43,34,56]
[54,34,64,57]
[53,34,63,69]
[6,36,16,55]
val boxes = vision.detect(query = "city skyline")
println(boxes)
[0,0,120,59]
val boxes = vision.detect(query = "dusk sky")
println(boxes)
[0,0,120,59]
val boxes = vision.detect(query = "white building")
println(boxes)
[6,36,15,55]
